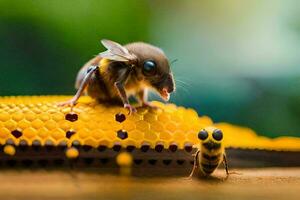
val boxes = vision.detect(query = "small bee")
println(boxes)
[58,39,175,114]
[189,127,229,178]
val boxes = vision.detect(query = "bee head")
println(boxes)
[125,42,175,101]
[198,127,223,144]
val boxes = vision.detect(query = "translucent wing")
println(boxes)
[100,39,136,61]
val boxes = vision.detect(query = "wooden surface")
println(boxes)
[0,168,299,200]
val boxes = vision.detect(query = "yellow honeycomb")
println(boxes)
[0,95,299,158]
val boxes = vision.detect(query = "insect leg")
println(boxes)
[58,65,99,110]
[223,154,229,176]
[188,150,200,178]
[114,69,136,114]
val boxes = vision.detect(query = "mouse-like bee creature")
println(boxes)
[58,39,175,114]
[189,127,229,177]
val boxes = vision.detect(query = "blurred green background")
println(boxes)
[1,0,300,138]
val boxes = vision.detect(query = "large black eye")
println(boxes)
[198,130,208,140]
[143,60,157,76]
[212,129,223,141]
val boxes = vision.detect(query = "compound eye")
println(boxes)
[212,129,223,141]
[142,60,157,76]
[198,130,208,140]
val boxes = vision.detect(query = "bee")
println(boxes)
[58,39,175,114]
[189,127,229,178]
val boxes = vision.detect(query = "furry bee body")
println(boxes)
[60,39,175,113]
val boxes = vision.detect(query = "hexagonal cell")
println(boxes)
[4,119,17,130]
[24,112,36,121]
[0,127,10,139]
[45,120,58,130]
[23,127,37,139]
[115,113,126,123]
[51,113,65,122]
[0,112,10,122]
[117,130,128,140]
[66,130,76,139]
[12,112,24,122]
[164,121,177,132]
[136,120,150,132]
[51,128,65,140]
[122,120,136,131]
[11,129,22,138]
[65,113,78,122]
[128,130,144,141]
[32,119,44,129]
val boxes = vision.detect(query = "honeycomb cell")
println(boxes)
[51,113,64,122]
[37,127,50,139]
[25,112,36,121]
[18,119,31,130]
[66,130,76,139]
[117,130,128,140]
[129,130,144,141]
[144,130,158,141]
[11,130,22,138]
[115,113,126,123]
[165,121,177,133]
[83,138,98,147]
[51,128,65,140]
[159,131,172,141]
[65,113,78,122]
[90,129,104,140]
[45,120,57,130]
[136,120,150,132]
[143,112,157,123]
[4,119,17,130]
[32,119,44,129]
[12,112,24,122]
[39,113,51,122]
[0,127,10,139]
[122,120,136,131]
[23,127,37,139]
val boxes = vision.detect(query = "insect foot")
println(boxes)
[124,103,137,115]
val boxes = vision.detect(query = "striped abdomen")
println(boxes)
[198,141,224,175]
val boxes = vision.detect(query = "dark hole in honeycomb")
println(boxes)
[82,145,92,152]
[141,143,150,152]
[163,160,172,165]
[58,141,67,151]
[115,113,126,123]
[65,113,78,122]
[66,130,76,139]
[117,130,128,140]
[113,144,122,152]
[100,158,109,164]
[134,159,143,165]
[169,144,178,152]
[32,140,41,151]
[6,138,14,145]
[126,145,135,152]
[148,159,157,165]
[155,144,164,152]
[177,160,185,165]
[72,140,81,148]
[19,139,28,151]
[184,143,193,152]
[45,140,54,151]
[11,130,22,138]
[97,145,107,152]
